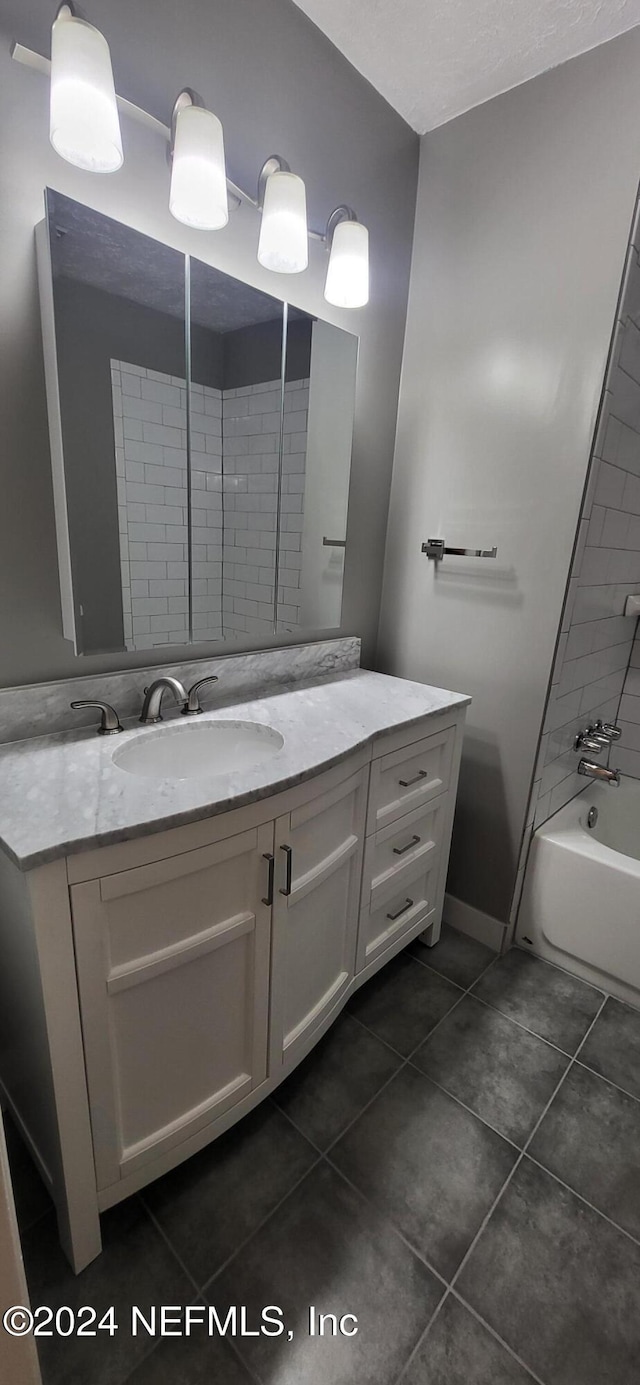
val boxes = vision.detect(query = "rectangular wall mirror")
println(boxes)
[37,190,357,657]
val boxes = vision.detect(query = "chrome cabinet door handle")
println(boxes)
[399,769,428,788]
[386,898,414,922]
[262,853,275,907]
[279,844,293,897]
[392,834,421,857]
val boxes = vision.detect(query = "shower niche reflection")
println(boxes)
[37,190,358,656]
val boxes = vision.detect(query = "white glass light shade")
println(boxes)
[169,104,229,230]
[257,171,308,274]
[324,219,369,308]
[49,8,123,172]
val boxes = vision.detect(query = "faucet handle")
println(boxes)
[574,729,603,753]
[593,720,622,741]
[183,676,219,715]
[71,700,124,735]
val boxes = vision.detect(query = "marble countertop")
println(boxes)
[0,670,470,871]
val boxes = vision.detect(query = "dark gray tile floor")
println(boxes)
[6,926,640,1385]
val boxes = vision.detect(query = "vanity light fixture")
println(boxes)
[13,10,371,306]
[169,90,229,230]
[324,206,369,308]
[257,157,308,274]
[49,3,123,172]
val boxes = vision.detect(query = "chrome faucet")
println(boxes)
[577,760,621,787]
[139,677,188,724]
[139,673,220,723]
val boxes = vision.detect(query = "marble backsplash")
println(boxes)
[0,637,361,746]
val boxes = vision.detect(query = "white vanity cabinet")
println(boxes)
[0,704,465,1276]
[70,824,273,1191]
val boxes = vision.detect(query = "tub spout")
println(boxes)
[577,760,621,787]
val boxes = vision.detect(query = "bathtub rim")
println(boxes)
[536,781,640,879]
[517,781,640,1009]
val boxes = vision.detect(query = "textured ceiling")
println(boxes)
[291,0,640,133]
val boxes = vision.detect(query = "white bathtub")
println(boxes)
[517,778,640,1006]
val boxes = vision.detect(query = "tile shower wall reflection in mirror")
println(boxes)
[112,363,310,651]
[113,362,227,650]
[38,190,356,656]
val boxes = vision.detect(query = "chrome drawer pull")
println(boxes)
[393,834,421,857]
[262,853,275,907]
[279,844,293,897]
[387,897,414,922]
[399,769,428,788]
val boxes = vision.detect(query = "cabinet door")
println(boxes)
[270,767,367,1074]
[71,823,273,1191]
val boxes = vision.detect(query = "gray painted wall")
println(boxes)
[0,0,417,686]
[377,33,640,927]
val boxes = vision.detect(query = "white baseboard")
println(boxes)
[443,893,507,954]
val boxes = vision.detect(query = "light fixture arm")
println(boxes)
[257,155,290,208]
[170,87,206,149]
[325,204,358,247]
[10,37,351,247]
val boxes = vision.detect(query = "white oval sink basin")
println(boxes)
[112,720,284,781]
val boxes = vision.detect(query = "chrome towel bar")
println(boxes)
[421,538,498,562]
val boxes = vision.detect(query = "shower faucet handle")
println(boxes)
[593,720,622,741]
[574,729,604,753]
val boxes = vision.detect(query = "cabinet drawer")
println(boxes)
[363,796,446,912]
[357,850,440,971]
[367,726,454,833]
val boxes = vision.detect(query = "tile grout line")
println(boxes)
[116,949,507,1363]
[467,989,578,1057]
[511,940,611,1000]
[450,991,609,1290]
[138,1194,201,1297]
[523,1151,640,1251]
[133,951,630,1384]
[201,1152,324,1292]
[321,1149,449,1290]
[225,1335,266,1385]
[402,1063,524,1153]
[346,941,501,1067]
[324,983,475,1159]
[449,1288,547,1385]
[392,1292,449,1385]
[396,993,611,1385]
[574,1056,640,1107]
[119,1289,212,1385]
[407,944,499,987]
[394,1282,547,1385]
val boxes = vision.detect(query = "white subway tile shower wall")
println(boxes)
[112,360,221,652]
[513,225,640,923]
[222,378,308,642]
[112,366,308,650]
